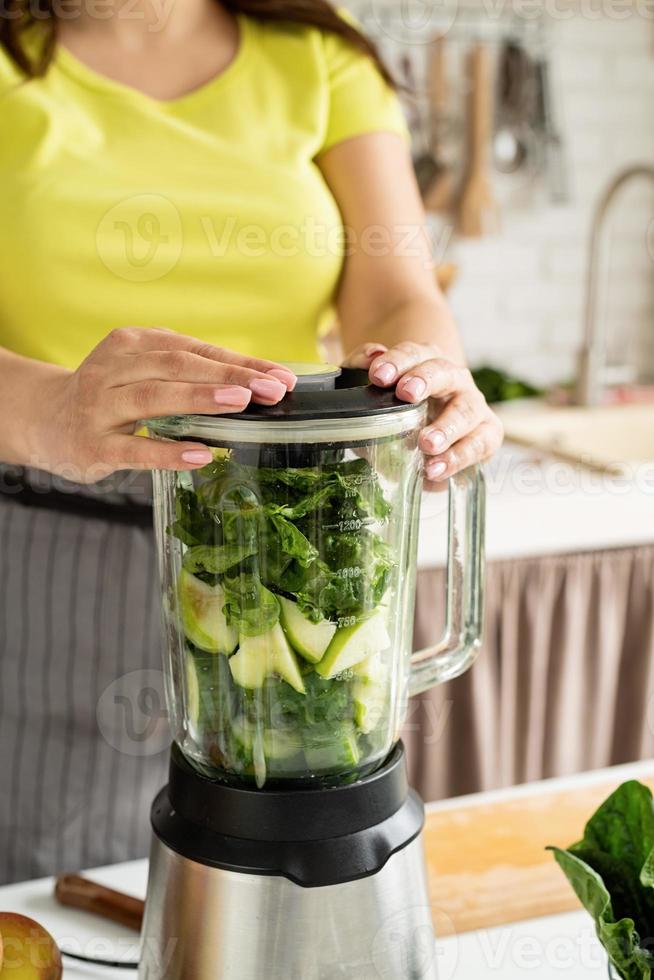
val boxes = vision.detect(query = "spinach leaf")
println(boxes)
[267,514,319,566]
[182,543,258,575]
[222,572,280,637]
[169,487,219,547]
[550,781,654,979]
[170,452,396,628]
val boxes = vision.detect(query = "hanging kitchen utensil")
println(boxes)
[493,40,531,175]
[402,51,441,198]
[422,35,454,213]
[533,57,569,203]
[458,44,499,237]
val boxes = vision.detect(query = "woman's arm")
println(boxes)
[0,331,296,483]
[317,132,503,482]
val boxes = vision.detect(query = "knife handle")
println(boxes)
[54,874,145,932]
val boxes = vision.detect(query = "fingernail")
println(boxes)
[182,450,213,465]
[427,460,447,479]
[267,368,297,391]
[426,429,447,451]
[373,363,397,385]
[403,377,426,401]
[365,344,387,358]
[250,377,287,401]
[214,386,251,406]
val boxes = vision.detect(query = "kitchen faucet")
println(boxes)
[576,164,654,406]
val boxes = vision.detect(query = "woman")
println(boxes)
[0,0,502,884]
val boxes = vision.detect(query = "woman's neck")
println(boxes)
[61,0,222,47]
[56,0,241,101]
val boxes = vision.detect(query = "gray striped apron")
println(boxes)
[0,466,169,884]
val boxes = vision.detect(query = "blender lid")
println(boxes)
[228,365,424,423]
[146,365,427,445]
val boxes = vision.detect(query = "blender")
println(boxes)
[139,365,484,980]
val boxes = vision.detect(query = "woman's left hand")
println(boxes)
[344,341,503,485]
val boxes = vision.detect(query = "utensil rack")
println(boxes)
[353,0,568,218]
[357,2,550,54]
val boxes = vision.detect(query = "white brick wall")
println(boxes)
[345,1,654,387]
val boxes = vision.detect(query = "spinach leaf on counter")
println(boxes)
[472,365,543,404]
[549,781,654,979]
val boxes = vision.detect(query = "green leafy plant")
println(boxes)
[549,781,654,979]
[472,365,542,404]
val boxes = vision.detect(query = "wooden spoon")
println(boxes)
[457,44,499,238]
[423,36,454,213]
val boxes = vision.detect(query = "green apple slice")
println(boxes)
[185,650,200,727]
[278,596,336,664]
[352,652,390,734]
[229,623,305,694]
[315,611,391,679]
[178,568,238,654]
[305,728,361,772]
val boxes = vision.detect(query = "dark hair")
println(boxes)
[0,0,393,84]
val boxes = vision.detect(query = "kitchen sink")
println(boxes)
[497,402,654,472]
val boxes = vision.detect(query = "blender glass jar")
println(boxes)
[148,367,484,788]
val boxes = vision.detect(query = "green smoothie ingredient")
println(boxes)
[549,780,654,980]
[170,452,397,786]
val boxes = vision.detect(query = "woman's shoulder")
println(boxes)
[246,9,370,84]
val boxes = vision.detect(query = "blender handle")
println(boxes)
[409,465,486,696]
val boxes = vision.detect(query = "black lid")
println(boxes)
[229,366,424,423]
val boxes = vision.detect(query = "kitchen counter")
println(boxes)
[5,759,654,978]
[417,444,654,567]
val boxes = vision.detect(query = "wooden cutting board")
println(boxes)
[423,775,654,935]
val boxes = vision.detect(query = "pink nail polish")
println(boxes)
[403,377,426,401]
[373,363,397,385]
[250,378,286,401]
[214,386,251,406]
[427,461,447,479]
[267,368,297,391]
[182,450,213,465]
[427,430,447,451]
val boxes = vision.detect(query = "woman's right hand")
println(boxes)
[31,327,296,483]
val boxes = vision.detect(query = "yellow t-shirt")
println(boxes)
[0,15,407,369]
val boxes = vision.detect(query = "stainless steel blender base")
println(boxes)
[139,833,438,980]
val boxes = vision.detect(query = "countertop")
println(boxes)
[4,759,654,978]
[417,444,654,567]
